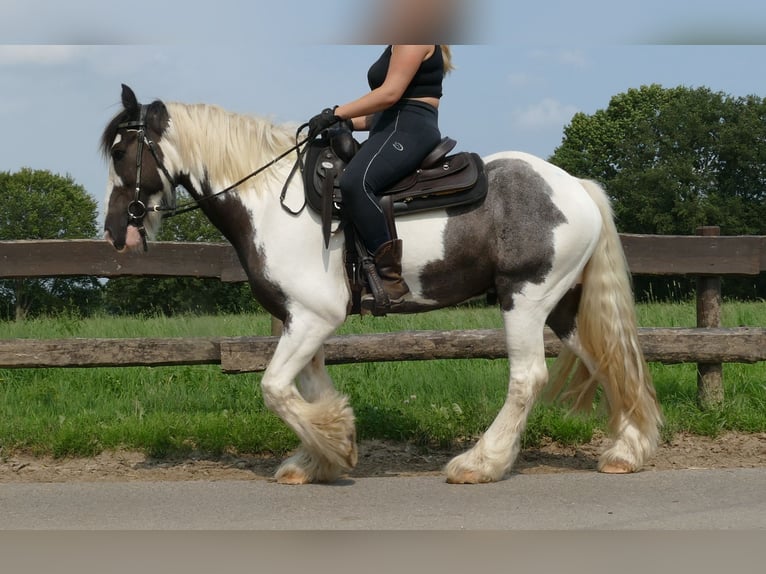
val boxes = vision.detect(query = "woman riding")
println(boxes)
[307,44,453,305]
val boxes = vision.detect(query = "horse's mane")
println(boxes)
[165,102,297,191]
[100,106,135,158]
[101,100,298,193]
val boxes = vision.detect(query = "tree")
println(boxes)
[0,168,101,320]
[550,84,766,300]
[103,190,261,316]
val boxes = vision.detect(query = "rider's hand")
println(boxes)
[307,107,342,139]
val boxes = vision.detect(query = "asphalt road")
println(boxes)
[1,467,764,530]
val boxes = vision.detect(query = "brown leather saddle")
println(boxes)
[302,128,488,247]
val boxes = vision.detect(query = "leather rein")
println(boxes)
[116,105,310,251]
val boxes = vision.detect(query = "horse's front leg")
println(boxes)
[260,313,356,484]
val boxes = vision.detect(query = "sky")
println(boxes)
[2,0,766,222]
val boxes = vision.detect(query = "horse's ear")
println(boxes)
[121,83,140,111]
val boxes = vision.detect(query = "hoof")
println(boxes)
[599,460,634,474]
[446,470,493,484]
[275,467,312,485]
[445,449,504,484]
[445,458,498,484]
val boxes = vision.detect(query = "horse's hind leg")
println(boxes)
[445,301,549,484]
[260,314,357,484]
[547,290,660,474]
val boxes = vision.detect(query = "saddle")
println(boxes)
[301,128,488,316]
[303,128,488,247]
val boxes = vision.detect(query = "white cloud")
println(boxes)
[512,98,579,130]
[0,45,84,66]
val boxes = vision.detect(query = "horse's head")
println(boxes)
[101,84,174,252]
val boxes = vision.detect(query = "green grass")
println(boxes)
[0,301,764,458]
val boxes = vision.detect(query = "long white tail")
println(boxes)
[548,179,662,467]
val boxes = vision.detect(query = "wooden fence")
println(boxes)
[2,228,766,407]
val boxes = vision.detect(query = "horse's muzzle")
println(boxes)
[104,226,143,253]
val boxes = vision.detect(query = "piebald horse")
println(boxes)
[102,85,661,484]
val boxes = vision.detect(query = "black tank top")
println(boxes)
[367,45,444,99]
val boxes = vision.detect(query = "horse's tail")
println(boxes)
[548,179,661,462]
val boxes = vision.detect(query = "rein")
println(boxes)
[117,107,310,250]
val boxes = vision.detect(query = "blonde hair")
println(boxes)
[441,45,454,74]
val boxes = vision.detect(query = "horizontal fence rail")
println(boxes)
[0,240,246,281]
[2,328,765,373]
[2,236,766,280]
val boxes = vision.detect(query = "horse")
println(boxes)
[102,84,662,484]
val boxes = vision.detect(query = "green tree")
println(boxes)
[0,168,101,320]
[103,191,261,316]
[550,84,766,299]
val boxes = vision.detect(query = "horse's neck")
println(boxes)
[164,102,295,197]
[161,103,324,250]
[168,148,319,249]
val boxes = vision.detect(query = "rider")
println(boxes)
[308,44,453,304]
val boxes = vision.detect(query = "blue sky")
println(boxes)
[1,0,766,220]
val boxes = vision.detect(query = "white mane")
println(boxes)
[164,102,298,194]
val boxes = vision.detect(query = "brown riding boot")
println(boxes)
[372,239,410,302]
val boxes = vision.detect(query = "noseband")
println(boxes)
[116,104,178,251]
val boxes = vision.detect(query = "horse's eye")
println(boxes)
[111,149,126,162]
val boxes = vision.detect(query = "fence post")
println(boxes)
[696,226,724,409]
[270,316,283,337]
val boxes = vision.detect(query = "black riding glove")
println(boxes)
[307,107,342,139]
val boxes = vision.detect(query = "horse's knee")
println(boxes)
[261,376,291,413]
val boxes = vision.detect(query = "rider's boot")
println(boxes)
[372,239,410,302]
[361,239,410,314]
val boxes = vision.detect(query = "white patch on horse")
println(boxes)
[396,211,448,303]
[104,165,123,212]
[242,166,350,323]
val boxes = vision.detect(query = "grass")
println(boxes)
[0,301,764,458]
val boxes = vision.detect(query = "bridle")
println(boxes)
[116,104,179,252]
[115,104,310,251]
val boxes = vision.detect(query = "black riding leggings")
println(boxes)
[339,100,441,253]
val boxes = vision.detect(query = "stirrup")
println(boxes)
[360,257,391,316]
[360,290,409,317]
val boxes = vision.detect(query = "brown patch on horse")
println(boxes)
[419,158,567,310]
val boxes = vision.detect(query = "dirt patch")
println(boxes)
[1,431,763,483]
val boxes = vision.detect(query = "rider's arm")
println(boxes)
[350,114,376,131]
[334,45,432,129]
